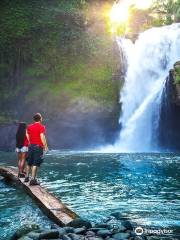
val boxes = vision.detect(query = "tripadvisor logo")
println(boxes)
[135,227,144,235]
[134,226,173,236]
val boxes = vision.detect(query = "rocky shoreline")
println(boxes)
[10,213,170,240]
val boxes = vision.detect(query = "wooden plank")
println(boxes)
[0,167,79,226]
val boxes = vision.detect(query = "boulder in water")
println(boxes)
[86,231,96,237]
[121,220,133,230]
[67,233,84,240]
[89,228,107,232]
[63,227,75,233]
[62,235,72,240]
[10,224,40,240]
[67,218,92,229]
[97,229,112,237]
[18,236,32,240]
[27,231,40,239]
[74,227,86,234]
[95,223,109,228]
[39,229,59,239]
[57,227,66,236]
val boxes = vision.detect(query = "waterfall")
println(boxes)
[105,23,180,152]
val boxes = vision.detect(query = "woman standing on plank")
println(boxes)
[16,122,29,178]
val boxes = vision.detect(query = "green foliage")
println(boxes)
[0,0,119,121]
[175,65,180,84]
[175,67,180,75]
[116,24,127,36]
[115,0,180,36]
[175,75,180,84]
[152,0,180,26]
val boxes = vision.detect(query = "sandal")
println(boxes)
[24,176,29,182]
[29,179,40,186]
[18,173,26,178]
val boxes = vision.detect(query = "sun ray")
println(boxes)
[109,0,154,33]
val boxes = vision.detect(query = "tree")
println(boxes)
[152,0,180,25]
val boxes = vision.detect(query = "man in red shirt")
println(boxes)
[25,113,48,185]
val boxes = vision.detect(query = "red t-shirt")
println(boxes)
[27,122,46,147]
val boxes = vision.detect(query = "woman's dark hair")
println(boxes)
[16,122,27,148]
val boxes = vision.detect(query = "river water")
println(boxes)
[0,151,180,239]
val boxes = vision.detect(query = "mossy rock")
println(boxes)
[173,61,180,84]
[175,75,180,84]
[174,62,180,74]
[174,61,180,68]
[169,69,175,74]
[175,67,180,76]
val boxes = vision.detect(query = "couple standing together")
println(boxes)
[16,113,48,186]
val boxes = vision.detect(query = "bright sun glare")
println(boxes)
[110,0,153,26]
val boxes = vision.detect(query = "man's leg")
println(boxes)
[31,165,38,179]
[29,165,39,185]
[29,146,43,185]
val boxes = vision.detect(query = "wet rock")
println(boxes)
[39,229,59,239]
[27,231,40,239]
[75,234,85,240]
[10,224,40,240]
[68,233,83,240]
[106,219,127,233]
[67,218,92,229]
[112,232,130,240]
[18,237,33,240]
[57,227,66,236]
[89,228,107,233]
[63,227,75,233]
[95,224,109,229]
[74,227,86,234]
[51,224,60,229]
[110,224,126,234]
[97,229,112,238]
[85,231,96,237]
[87,237,103,240]
[121,220,133,230]
[62,234,73,240]
[146,237,162,240]
[174,61,180,69]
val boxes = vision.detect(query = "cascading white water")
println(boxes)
[106,23,180,152]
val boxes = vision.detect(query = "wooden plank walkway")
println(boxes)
[0,167,79,226]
